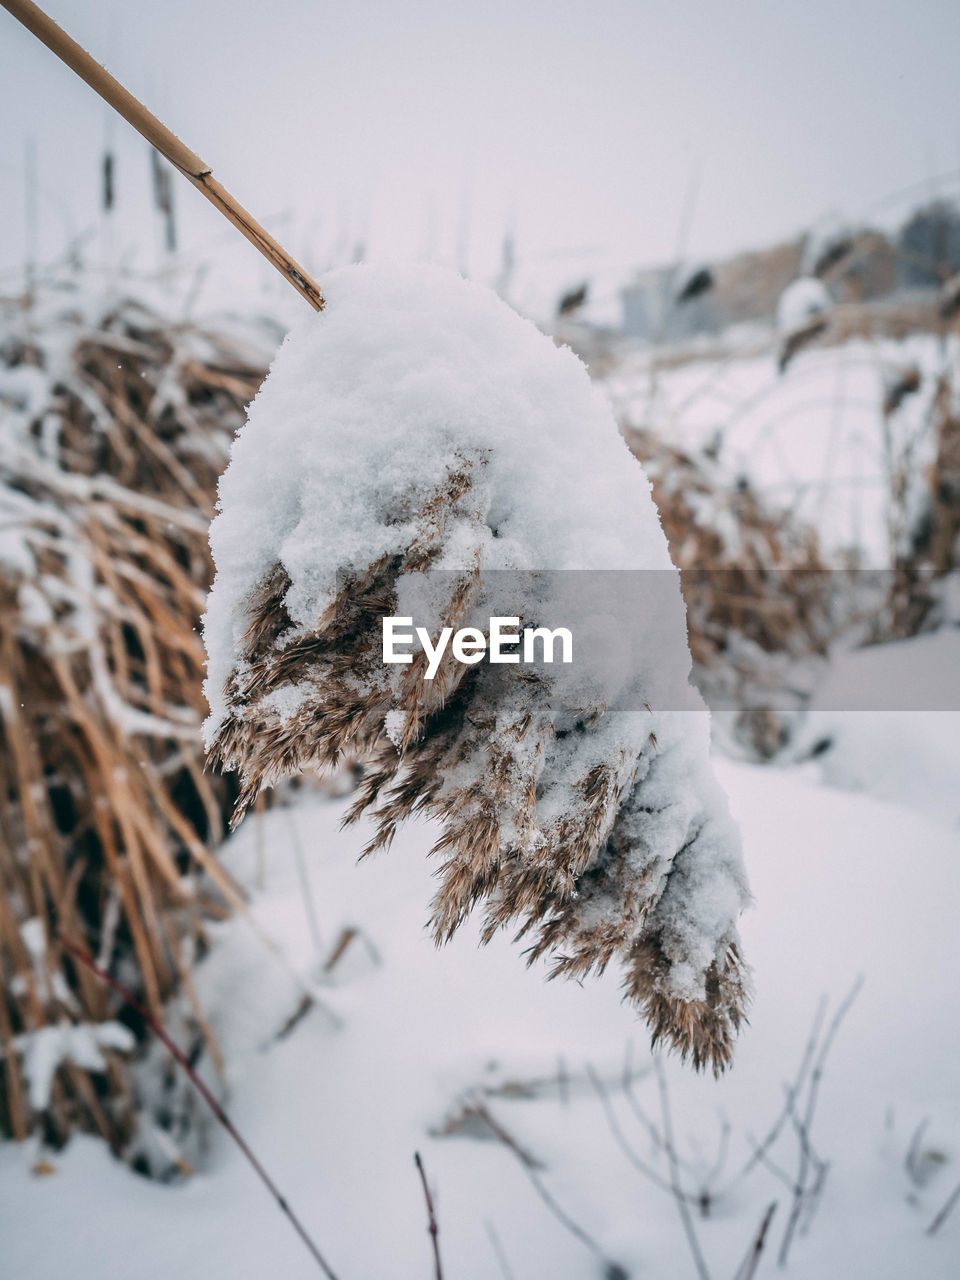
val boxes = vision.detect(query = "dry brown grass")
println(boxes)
[0,282,269,1145]
[925,370,960,574]
[622,424,847,757]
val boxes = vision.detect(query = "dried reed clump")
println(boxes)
[622,425,845,757]
[921,370,960,576]
[0,278,271,1147]
[889,362,960,636]
[210,444,750,1075]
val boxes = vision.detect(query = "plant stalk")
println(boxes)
[1,0,324,311]
[58,936,339,1278]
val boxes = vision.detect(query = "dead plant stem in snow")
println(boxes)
[59,936,342,1280]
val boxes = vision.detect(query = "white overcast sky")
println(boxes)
[1,0,959,303]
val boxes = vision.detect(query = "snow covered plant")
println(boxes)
[203,265,752,1072]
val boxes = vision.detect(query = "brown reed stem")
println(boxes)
[414,1151,444,1280]
[0,0,324,312]
[927,1178,960,1237]
[733,1201,778,1280]
[58,935,341,1279]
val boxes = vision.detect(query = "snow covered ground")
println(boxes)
[788,631,960,827]
[3,704,959,1278]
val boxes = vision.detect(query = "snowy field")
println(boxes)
[3,683,959,1278]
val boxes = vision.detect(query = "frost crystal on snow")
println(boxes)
[204,264,751,1071]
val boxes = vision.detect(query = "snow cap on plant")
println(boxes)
[203,263,752,1073]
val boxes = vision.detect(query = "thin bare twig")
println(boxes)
[622,1065,675,1162]
[807,977,864,1125]
[745,1139,795,1194]
[623,1049,721,1198]
[414,1151,443,1280]
[702,1114,732,1192]
[618,1059,726,1216]
[470,1096,616,1269]
[58,936,340,1279]
[927,1179,960,1237]
[587,1062,690,1200]
[285,809,325,957]
[778,976,863,1268]
[905,1117,931,1188]
[777,1117,819,1262]
[653,1054,711,1280]
[748,1102,829,1254]
[733,1201,778,1280]
[735,996,827,1183]
[797,1155,830,1240]
[485,1221,517,1280]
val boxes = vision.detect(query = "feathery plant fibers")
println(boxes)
[204,264,751,1072]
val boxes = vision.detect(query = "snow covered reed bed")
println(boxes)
[0,276,272,1146]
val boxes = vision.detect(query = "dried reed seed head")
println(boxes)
[203,278,753,1073]
[625,937,750,1075]
[210,506,750,1071]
